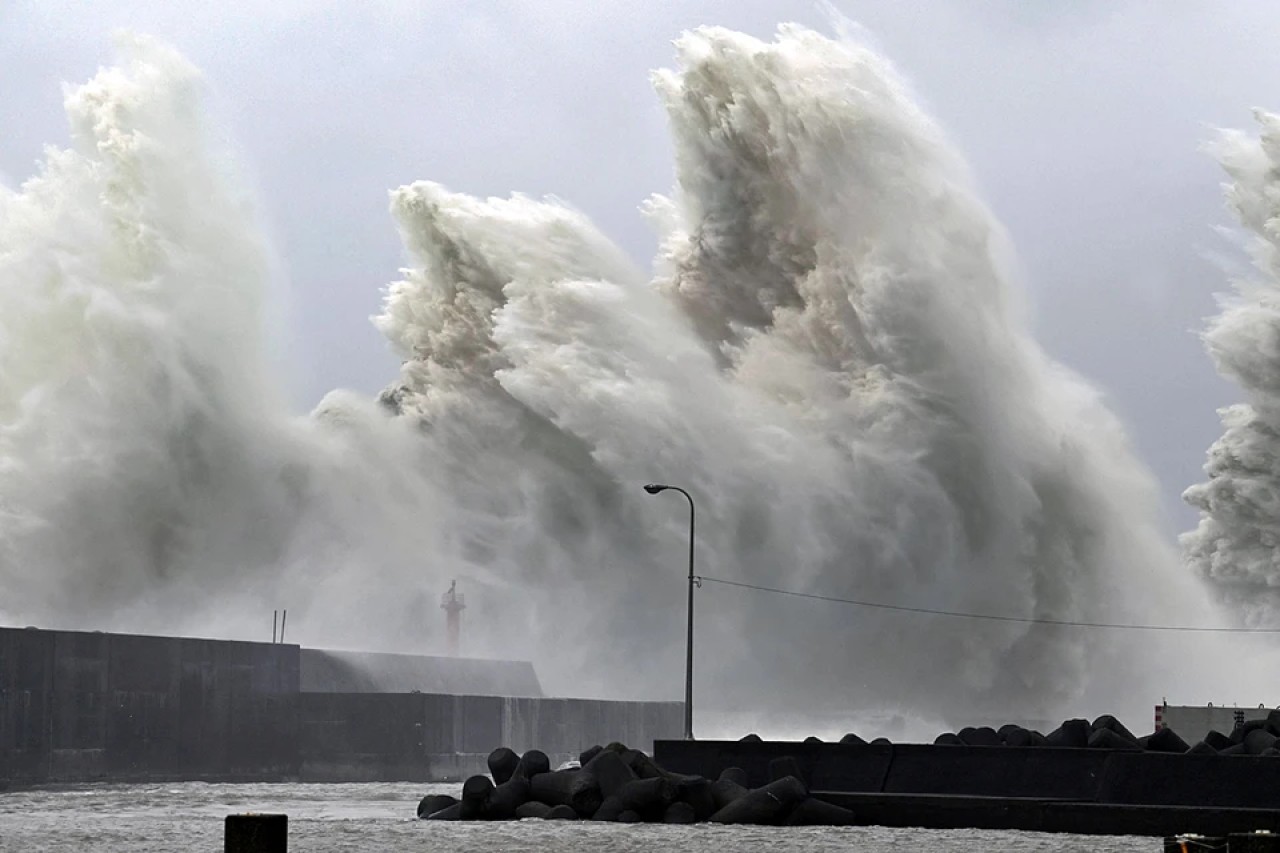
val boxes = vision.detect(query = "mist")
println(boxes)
[0,22,1253,732]
[1184,111,1280,626]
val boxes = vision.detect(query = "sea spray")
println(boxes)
[0,35,294,629]
[374,25,1212,717]
[0,36,456,650]
[1184,110,1280,627]
[0,25,1217,723]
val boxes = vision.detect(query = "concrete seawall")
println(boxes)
[0,626,299,785]
[299,693,680,782]
[0,626,681,786]
[299,648,544,697]
[653,739,1280,835]
[655,738,1280,807]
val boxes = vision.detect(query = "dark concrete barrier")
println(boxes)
[515,801,551,819]
[514,749,550,780]
[486,777,530,820]
[958,726,1001,747]
[528,768,602,816]
[1092,715,1138,744]
[583,748,636,797]
[424,803,462,821]
[663,801,697,824]
[487,747,519,785]
[459,775,494,820]
[884,744,1111,799]
[710,778,749,811]
[768,755,806,785]
[1,626,682,787]
[787,796,857,826]
[709,776,807,824]
[1228,832,1280,852]
[1,627,299,786]
[653,740,1113,800]
[675,775,716,820]
[1146,728,1190,754]
[653,738,893,791]
[416,794,457,818]
[654,738,1280,835]
[1096,752,1280,809]
[1088,728,1141,751]
[225,813,287,852]
[299,693,680,782]
[817,792,1280,837]
[1045,719,1090,748]
[1205,730,1233,751]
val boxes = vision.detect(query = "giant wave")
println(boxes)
[0,26,1220,721]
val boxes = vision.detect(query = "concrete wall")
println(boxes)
[299,693,683,782]
[654,739,1280,809]
[0,627,299,786]
[299,649,542,697]
[1,626,682,785]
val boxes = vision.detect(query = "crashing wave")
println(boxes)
[1184,111,1280,624]
[0,25,1210,719]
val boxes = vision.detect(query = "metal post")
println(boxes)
[683,489,694,741]
[644,483,696,740]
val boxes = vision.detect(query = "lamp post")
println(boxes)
[644,483,696,740]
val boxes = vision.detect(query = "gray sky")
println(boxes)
[3,0,1275,533]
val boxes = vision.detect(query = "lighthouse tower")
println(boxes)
[441,580,465,657]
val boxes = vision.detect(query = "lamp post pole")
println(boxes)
[644,483,696,740]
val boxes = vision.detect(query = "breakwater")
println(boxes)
[0,626,680,786]
[417,743,856,825]
[654,725,1280,837]
[411,716,1280,833]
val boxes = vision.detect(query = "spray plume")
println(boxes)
[1184,111,1280,628]
[0,25,1217,723]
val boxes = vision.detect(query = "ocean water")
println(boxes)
[0,782,1153,852]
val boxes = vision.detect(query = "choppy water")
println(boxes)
[0,782,1154,852]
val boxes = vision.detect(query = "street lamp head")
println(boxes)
[643,483,669,495]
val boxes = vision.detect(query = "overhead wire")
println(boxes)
[695,574,1280,633]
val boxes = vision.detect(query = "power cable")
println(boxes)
[696,574,1280,633]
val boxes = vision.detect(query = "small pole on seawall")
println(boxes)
[280,610,287,644]
[272,610,278,644]
[225,813,287,853]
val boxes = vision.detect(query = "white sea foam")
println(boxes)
[0,26,1220,722]
[1184,111,1280,628]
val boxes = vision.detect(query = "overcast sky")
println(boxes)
[3,0,1277,534]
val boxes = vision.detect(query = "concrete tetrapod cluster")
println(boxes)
[416,742,856,825]
[929,711,1280,755]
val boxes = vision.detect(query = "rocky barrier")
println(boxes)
[415,712,1280,833]
[650,713,1280,837]
[930,710,1280,756]
[415,742,856,825]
